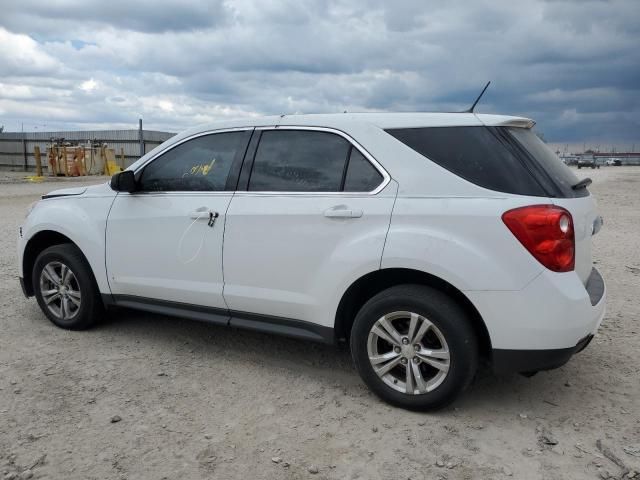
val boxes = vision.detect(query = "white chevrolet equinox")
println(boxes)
[18,113,606,410]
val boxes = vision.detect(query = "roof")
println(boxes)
[129,111,535,172]
[181,112,535,136]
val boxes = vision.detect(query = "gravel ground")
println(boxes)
[1,168,639,480]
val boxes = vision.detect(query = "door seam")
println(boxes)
[103,192,120,298]
[379,179,399,270]
[220,190,236,312]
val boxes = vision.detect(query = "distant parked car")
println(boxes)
[605,159,622,166]
[18,112,606,410]
[578,159,600,169]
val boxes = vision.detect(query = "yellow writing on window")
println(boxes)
[187,157,216,176]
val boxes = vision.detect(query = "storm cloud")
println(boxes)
[0,0,638,147]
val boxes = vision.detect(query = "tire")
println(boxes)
[32,243,103,330]
[350,284,478,410]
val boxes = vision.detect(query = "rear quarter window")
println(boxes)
[386,126,547,196]
[386,126,587,198]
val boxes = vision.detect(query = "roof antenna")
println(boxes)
[463,81,491,113]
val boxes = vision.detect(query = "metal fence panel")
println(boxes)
[0,129,175,170]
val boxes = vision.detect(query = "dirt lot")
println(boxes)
[1,168,638,480]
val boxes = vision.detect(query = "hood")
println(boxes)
[42,186,87,199]
[42,181,114,200]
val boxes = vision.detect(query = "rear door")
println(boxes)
[222,127,396,327]
[106,129,252,308]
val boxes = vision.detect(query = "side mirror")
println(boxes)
[110,170,137,193]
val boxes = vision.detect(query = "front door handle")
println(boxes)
[189,208,219,227]
[323,206,363,218]
[189,207,213,219]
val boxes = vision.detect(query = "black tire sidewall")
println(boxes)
[350,285,478,411]
[32,244,101,330]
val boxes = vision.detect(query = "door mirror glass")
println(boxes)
[110,170,137,193]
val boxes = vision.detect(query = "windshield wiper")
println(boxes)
[572,177,592,190]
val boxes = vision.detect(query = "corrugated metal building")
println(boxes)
[0,129,175,171]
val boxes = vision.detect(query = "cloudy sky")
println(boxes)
[1,0,638,149]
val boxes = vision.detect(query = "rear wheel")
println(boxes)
[32,244,103,329]
[350,285,478,410]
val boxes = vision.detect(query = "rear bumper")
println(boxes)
[492,334,594,374]
[493,269,603,374]
[584,267,605,306]
[467,266,605,371]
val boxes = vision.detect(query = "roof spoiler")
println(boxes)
[496,118,536,129]
[474,114,536,129]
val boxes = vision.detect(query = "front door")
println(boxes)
[106,129,252,309]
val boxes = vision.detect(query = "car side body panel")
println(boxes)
[381,196,546,292]
[467,268,606,350]
[222,181,399,328]
[18,183,116,293]
[105,191,233,308]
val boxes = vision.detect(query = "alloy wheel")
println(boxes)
[39,261,82,321]
[367,311,450,395]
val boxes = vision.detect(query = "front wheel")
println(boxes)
[350,285,478,410]
[32,244,103,330]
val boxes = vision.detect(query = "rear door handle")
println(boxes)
[323,206,363,218]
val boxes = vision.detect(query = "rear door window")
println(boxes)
[248,130,350,192]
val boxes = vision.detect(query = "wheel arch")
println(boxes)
[22,230,87,296]
[334,268,492,360]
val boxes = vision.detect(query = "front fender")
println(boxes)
[20,196,115,293]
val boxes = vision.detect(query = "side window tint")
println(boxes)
[507,127,587,198]
[248,130,350,192]
[139,131,246,192]
[344,148,383,192]
[386,126,547,196]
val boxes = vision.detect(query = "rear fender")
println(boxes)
[382,196,545,291]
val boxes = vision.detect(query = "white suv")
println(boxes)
[17,113,606,410]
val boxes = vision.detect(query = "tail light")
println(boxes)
[502,205,575,272]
